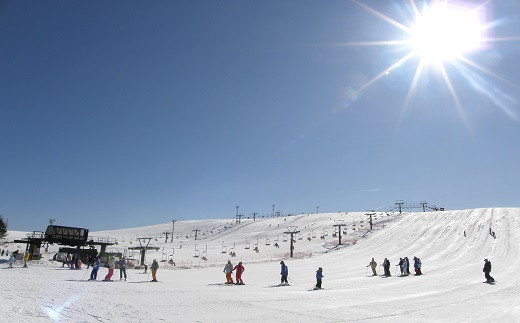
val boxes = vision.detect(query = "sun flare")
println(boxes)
[346,0,518,121]
[410,3,484,63]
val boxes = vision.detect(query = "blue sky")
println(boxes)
[1,0,519,231]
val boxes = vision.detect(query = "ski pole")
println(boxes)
[365,267,369,277]
[82,268,89,281]
[288,277,298,285]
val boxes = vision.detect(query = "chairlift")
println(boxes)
[244,238,250,249]
[283,233,288,242]
[193,244,200,258]
[221,241,227,254]
[298,232,303,240]
[311,230,316,238]
[265,235,270,246]
[201,246,208,260]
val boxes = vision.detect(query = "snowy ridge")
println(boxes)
[1,208,520,322]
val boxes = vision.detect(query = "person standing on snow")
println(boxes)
[119,257,127,281]
[315,267,324,289]
[233,262,245,285]
[483,259,494,283]
[104,256,116,281]
[398,258,404,276]
[413,257,422,275]
[23,252,30,268]
[8,253,15,268]
[383,258,391,277]
[151,259,159,282]
[405,257,411,275]
[367,258,377,276]
[89,257,101,280]
[280,261,289,285]
[223,260,234,284]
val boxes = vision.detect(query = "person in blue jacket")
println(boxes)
[315,267,324,289]
[280,261,288,285]
[89,257,101,281]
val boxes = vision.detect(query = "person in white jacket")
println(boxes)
[104,256,116,281]
[223,260,234,284]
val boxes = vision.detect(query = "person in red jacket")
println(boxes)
[233,262,245,285]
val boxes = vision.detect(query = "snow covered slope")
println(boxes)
[1,208,519,322]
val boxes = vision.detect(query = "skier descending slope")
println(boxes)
[315,267,324,289]
[483,259,495,283]
[280,261,289,285]
[233,262,245,285]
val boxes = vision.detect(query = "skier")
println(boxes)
[280,261,289,285]
[89,257,100,280]
[483,259,495,283]
[383,258,391,277]
[398,258,404,276]
[223,260,234,284]
[233,261,245,285]
[119,257,127,281]
[367,258,377,276]
[23,252,30,268]
[413,256,422,275]
[151,259,159,282]
[405,257,411,275]
[104,256,115,281]
[315,267,324,289]
[8,253,15,268]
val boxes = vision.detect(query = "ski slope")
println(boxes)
[1,208,519,322]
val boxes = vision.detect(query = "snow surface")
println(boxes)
[1,208,519,322]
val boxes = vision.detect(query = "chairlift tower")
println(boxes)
[171,220,176,243]
[192,229,200,240]
[395,200,405,214]
[420,201,428,212]
[333,221,347,245]
[284,226,300,258]
[366,211,376,230]
[162,231,170,243]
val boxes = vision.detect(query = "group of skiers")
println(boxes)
[368,257,422,277]
[222,259,327,290]
[223,260,245,285]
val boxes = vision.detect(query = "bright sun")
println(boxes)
[410,3,484,63]
[345,0,520,121]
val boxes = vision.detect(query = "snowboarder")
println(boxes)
[223,260,234,284]
[233,261,245,285]
[151,259,159,282]
[413,256,422,275]
[104,256,115,281]
[367,258,377,276]
[383,258,391,276]
[89,257,100,280]
[483,259,494,283]
[315,267,324,289]
[119,257,127,281]
[280,261,289,285]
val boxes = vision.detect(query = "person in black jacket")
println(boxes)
[483,259,495,283]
